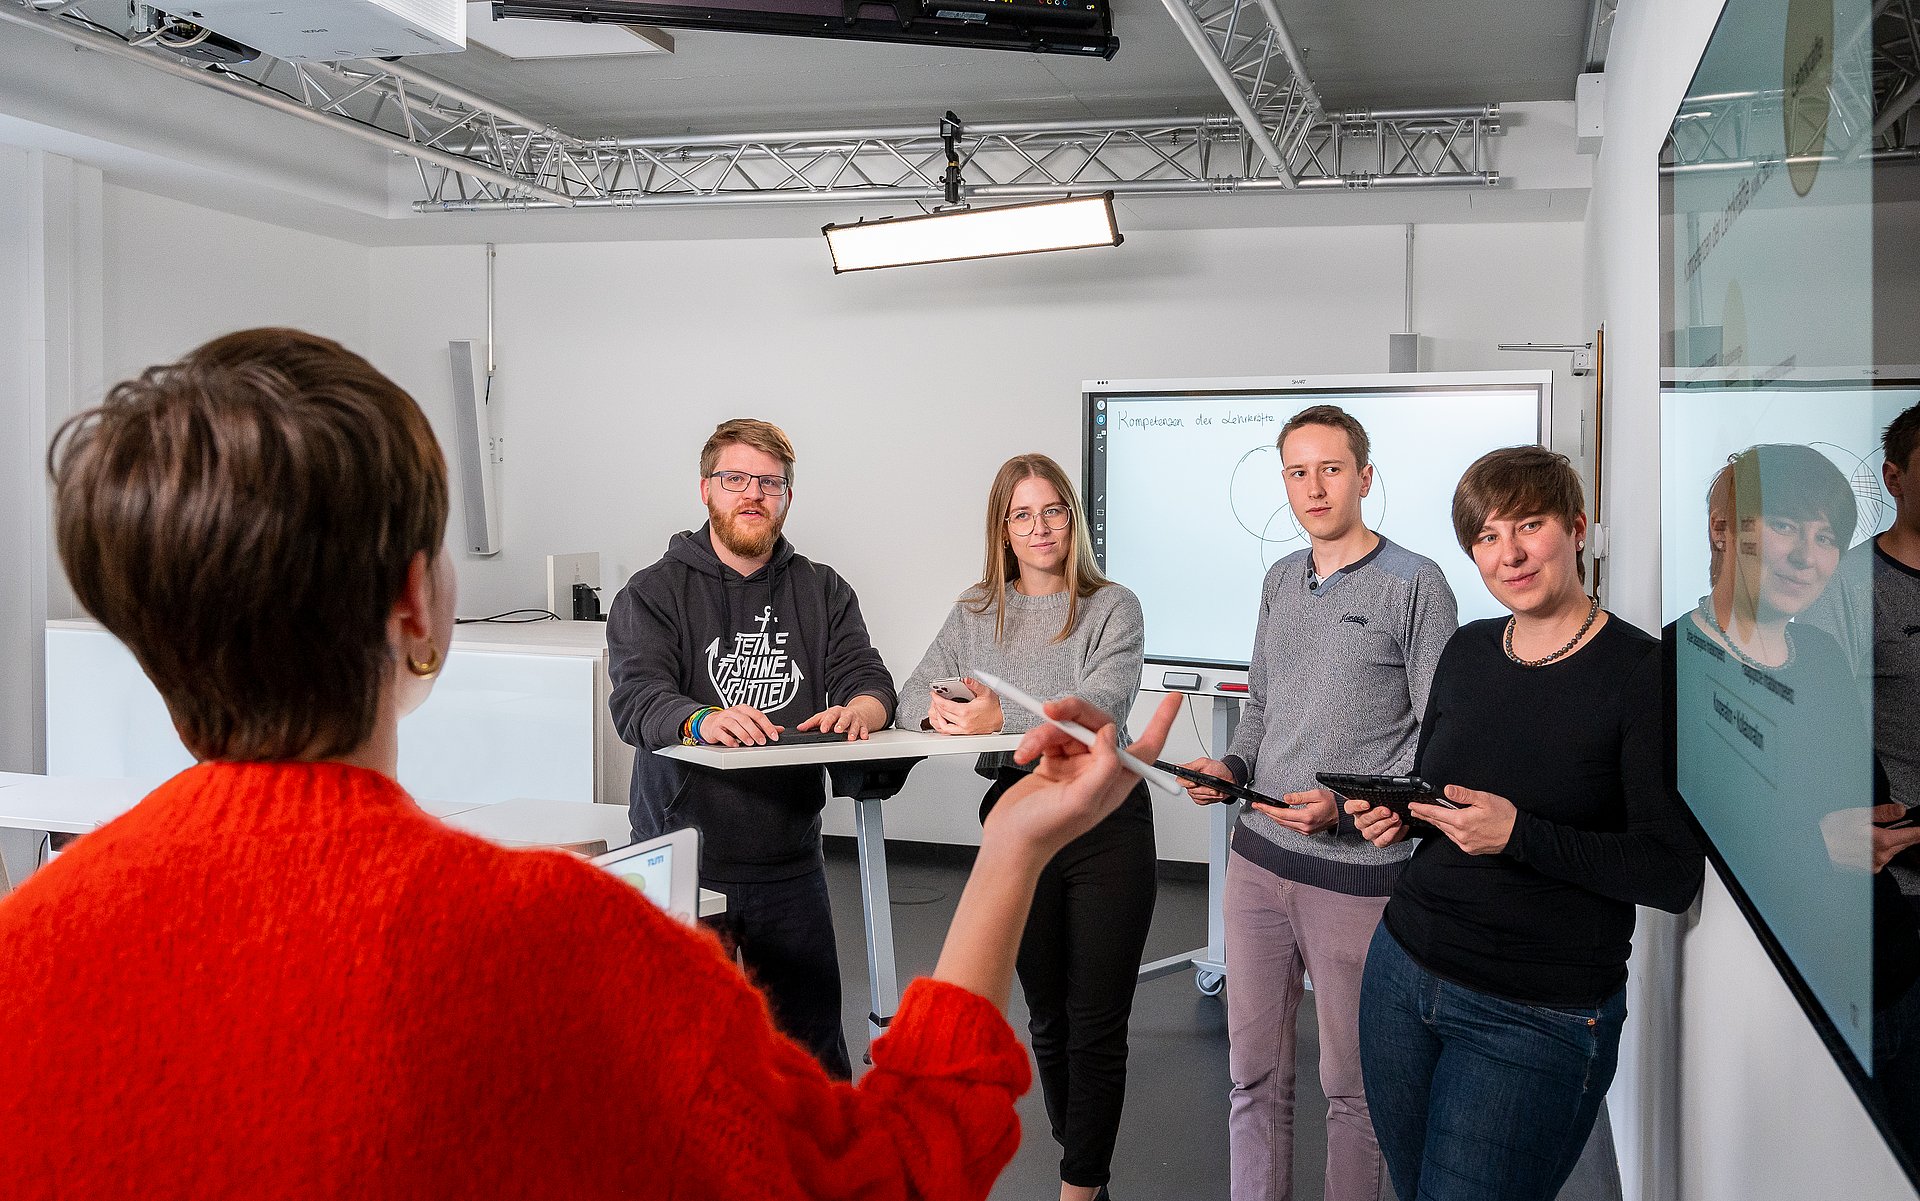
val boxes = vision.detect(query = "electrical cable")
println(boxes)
[455,609,562,625]
[155,24,211,48]
[1186,695,1211,762]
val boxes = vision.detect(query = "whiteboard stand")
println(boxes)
[1137,693,1240,996]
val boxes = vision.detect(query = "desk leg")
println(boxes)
[1137,694,1239,996]
[853,794,899,1048]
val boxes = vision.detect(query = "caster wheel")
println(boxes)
[1195,969,1225,997]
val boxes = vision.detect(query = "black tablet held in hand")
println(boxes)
[1156,761,1298,808]
[1315,772,1459,821]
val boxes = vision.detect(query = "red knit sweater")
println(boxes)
[0,762,1030,1199]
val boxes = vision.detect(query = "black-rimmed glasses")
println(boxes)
[708,470,790,496]
[1005,505,1072,537]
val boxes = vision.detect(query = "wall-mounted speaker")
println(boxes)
[448,340,500,556]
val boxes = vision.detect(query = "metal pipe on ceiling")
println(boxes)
[555,113,1500,161]
[1155,0,1299,187]
[357,57,586,148]
[1334,104,1502,122]
[593,115,1239,150]
[1250,0,1325,117]
[0,3,579,207]
[413,170,1498,211]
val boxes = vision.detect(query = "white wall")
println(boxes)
[98,186,373,405]
[0,146,37,780]
[1587,1,1918,1198]
[366,220,1587,859]
[0,161,373,885]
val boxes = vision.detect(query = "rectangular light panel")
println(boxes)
[823,193,1121,272]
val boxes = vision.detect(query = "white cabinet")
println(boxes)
[44,619,633,811]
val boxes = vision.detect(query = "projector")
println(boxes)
[160,0,466,60]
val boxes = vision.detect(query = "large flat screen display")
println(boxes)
[1083,373,1551,670]
[1663,379,1914,1067]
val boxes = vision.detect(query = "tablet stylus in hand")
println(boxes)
[970,669,1183,796]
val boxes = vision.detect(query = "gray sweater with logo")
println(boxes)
[1223,537,1459,897]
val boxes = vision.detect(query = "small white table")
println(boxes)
[659,729,1023,1043]
[0,773,722,918]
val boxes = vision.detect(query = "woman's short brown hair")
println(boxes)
[49,328,449,762]
[1451,446,1587,579]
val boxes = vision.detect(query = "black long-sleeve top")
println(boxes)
[1382,616,1704,1006]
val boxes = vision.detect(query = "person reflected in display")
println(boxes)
[1693,442,1854,673]
[897,453,1149,1201]
[1803,404,1920,1157]
[1347,446,1703,1201]
[1678,444,1902,1054]
[0,327,1191,1200]
[605,418,896,1079]
[1174,405,1457,1201]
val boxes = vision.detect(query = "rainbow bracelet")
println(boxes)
[684,706,721,745]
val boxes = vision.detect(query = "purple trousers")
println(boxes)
[1225,849,1389,1201]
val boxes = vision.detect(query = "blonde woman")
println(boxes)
[899,453,1150,1201]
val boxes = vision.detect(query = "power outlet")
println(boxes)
[545,552,601,619]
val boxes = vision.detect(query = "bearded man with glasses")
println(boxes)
[607,417,896,1079]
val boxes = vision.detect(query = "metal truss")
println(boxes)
[4,0,1502,213]
[1663,0,1920,171]
[1157,0,1323,185]
[412,107,1501,211]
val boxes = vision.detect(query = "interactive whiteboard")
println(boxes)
[1084,372,1552,670]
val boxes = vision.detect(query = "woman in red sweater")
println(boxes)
[0,328,1181,1201]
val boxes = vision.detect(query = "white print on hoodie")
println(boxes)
[706,606,803,714]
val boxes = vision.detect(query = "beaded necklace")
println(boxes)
[1695,595,1793,671]
[1502,595,1601,668]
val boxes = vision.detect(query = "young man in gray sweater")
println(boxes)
[1180,406,1457,1201]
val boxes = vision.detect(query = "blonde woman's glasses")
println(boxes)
[1006,505,1072,537]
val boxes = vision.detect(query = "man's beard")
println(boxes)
[709,500,785,559]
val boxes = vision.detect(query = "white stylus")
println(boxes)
[970,669,1184,796]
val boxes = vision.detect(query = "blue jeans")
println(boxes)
[1357,924,1627,1201]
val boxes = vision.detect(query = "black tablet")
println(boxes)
[1315,772,1460,822]
[1156,761,1298,808]
[770,728,865,746]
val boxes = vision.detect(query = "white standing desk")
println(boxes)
[0,773,722,918]
[659,729,1023,1043]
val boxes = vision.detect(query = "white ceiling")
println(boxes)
[410,0,1591,137]
[0,0,1595,245]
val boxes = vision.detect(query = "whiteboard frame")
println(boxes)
[1082,369,1553,691]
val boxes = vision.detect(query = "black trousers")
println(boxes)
[702,865,853,1080]
[983,768,1158,1188]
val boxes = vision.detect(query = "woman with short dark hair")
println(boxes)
[0,327,1183,1201]
[1346,445,1703,1201]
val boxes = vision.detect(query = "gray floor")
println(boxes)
[823,840,1257,1201]
[821,839,1628,1201]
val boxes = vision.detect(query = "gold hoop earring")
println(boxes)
[407,646,441,679]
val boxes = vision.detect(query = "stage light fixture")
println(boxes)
[821,112,1122,272]
[823,193,1123,272]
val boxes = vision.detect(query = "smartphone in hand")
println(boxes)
[930,677,976,702]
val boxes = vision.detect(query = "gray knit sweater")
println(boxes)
[1224,537,1458,896]
[897,582,1145,774]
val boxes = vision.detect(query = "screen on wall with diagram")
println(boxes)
[1662,380,1915,1070]
[1082,374,1551,670]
